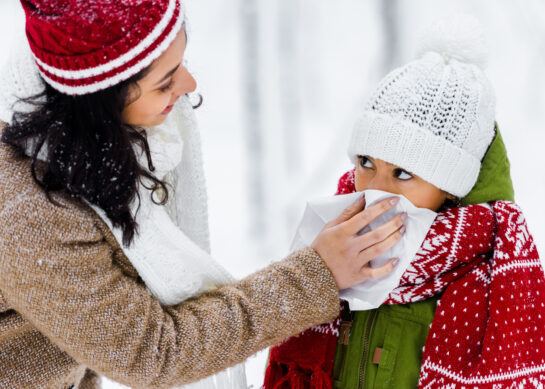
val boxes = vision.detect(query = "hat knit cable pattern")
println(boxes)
[348,15,496,198]
[20,0,185,95]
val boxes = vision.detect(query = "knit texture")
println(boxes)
[407,202,545,387]
[0,39,246,387]
[0,33,45,124]
[20,0,185,95]
[82,96,250,389]
[0,140,340,388]
[86,96,230,308]
[264,304,344,389]
[340,169,543,387]
[0,34,221,315]
[265,173,545,388]
[348,15,496,198]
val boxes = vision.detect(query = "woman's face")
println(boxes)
[354,155,452,211]
[121,29,196,127]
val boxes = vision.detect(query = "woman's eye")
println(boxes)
[159,80,174,93]
[395,169,413,180]
[359,156,373,168]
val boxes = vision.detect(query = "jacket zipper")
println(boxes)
[334,306,354,381]
[358,310,377,389]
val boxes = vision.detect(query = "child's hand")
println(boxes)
[311,194,405,290]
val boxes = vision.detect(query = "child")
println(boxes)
[264,16,545,388]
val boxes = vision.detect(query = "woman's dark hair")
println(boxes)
[2,71,172,246]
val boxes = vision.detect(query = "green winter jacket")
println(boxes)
[332,127,514,389]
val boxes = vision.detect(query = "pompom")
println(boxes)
[416,14,488,69]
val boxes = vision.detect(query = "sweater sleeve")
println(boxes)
[0,195,339,388]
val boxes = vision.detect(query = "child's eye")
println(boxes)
[394,169,413,180]
[359,156,373,169]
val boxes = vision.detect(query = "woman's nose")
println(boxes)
[174,66,197,96]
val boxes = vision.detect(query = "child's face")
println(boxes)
[355,155,452,211]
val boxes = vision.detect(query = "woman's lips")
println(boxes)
[162,104,174,115]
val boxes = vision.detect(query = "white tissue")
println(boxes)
[291,190,437,311]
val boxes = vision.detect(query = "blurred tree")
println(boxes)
[241,0,266,245]
[381,0,401,71]
[278,0,302,175]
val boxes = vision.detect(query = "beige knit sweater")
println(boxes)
[0,139,340,389]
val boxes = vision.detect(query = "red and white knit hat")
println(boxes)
[20,0,185,95]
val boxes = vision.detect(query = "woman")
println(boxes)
[0,1,405,388]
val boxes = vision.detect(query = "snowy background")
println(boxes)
[1,0,544,388]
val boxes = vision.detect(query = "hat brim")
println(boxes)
[347,111,481,198]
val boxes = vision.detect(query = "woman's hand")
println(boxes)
[311,194,406,290]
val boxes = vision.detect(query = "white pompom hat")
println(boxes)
[347,15,496,198]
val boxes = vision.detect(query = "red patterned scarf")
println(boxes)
[264,170,545,388]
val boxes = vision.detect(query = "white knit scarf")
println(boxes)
[0,39,247,389]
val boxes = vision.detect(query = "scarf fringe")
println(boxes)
[310,368,333,389]
[264,198,545,388]
[263,362,332,389]
[263,362,284,389]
